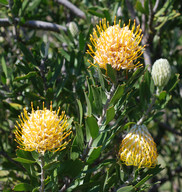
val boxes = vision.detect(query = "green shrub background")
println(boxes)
[0,0,181,191]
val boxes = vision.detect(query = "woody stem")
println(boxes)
[39,155,45,192]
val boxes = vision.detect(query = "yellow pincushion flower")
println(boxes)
[87,18,145,70]
[14,103,72,154]
[119,125,158,168]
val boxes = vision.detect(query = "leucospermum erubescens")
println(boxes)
[14,103,72,154]
[87,18,145,70]
[119,125,158,168]
[151,58,171,89]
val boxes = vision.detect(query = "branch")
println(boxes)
[125,0,152,69]
[59,177,72,192]
[0,18,67,33]
[125,0,140,26]
[39,155,45,192]
[153,0,160,13]
[159,122,182,137]
[55,0,86,20]
[137,96,156,125]
[0,150,26,172]
[81,83,116,162]
[149,166,182,192]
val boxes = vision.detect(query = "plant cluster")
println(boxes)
[0,0,181,192]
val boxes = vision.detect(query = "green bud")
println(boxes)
[68,22,78,37]
[151,58,171,89]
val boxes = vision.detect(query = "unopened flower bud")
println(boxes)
[151,58,171,89]
[68,22,78,37]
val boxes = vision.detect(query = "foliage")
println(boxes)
[0,0,182,191]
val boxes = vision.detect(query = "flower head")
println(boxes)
[119,125,158,168]
[87,18,145,70]
[151,58,171,89]
[14,102,72,154]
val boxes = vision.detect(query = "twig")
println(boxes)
[125,0,140,26]
[141,0,146,33]
[39,155,45,192]
[149,166,182,192]
[159,122,182,137]
[148,0,154,34]
[8,0,20,40]
[125,0,152,70]
[40,58,48,96]
[137,96,156,125]
[153,0,160,13]
[0,18,67,33]
[0,150,26,172]
[55,0,86,20]
[59,177,72,192]
[98,83,116,126]
[81,83,116,161]
[81,137,93,161]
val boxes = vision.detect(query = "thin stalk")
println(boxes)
[39,155,45,192]
[81,83,117,161]
[98,83,116,126]
[137,88,159,125]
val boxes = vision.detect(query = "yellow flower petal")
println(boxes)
[14,102,72,154]
[119,125,158,168]
[87,18,145,71]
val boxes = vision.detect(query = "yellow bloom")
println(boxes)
[14,103,72,154]
[119,125,158,168]
[87,18,145,70]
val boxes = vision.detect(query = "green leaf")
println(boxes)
[155,10,180,30]
[1,56,8,77]
[77,99,83,125]
[155,0,172,17]
[158,91,167,100]
[87,146,102,164]
[134,174,152,188]
[106,64,117,83]
[19,43,37,65]
[103,9,111,23]
[60,49,70,61]
[97,66,105,90]
[44,161,60,171]
[84,91,92,116]
[46,88,54,101]
[14,71,37,81]
[75,123,84,150]
[127,67,144,87]
[110,84,125,105]
[0,0,8,5]
[88,9,104,18]
[122,122,136,130]
[105,105,115,125]
[168,73,180,92]
[117,185,134,192]
[88,70,96,86]
[16,150,35,161]
[32,187,39,192]
[13,157,36,164]
[86,116,99,139]
[70,136,80,160]
[9,102,22,110]
[91,86,102,115]
[31,151,39,161]
[13,183,33,191]
[135,0,147,14]
[79,32,85,51]
[60,159,84,178]
[26,0,41,12]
